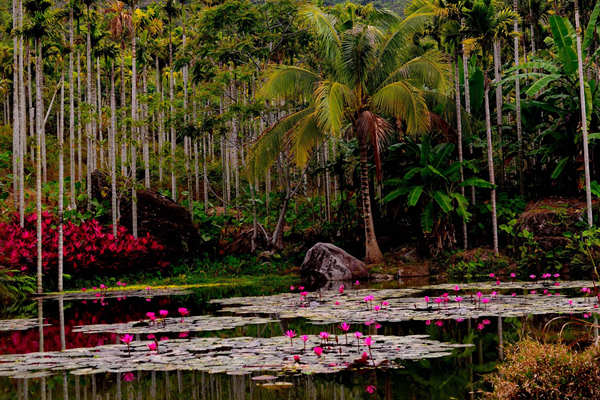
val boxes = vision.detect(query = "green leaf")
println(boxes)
[433,191,453,213]
[548,16,577,74]
[383,187,410,203]
[584,0,600,51]
[421,203,434,233]
[525,74,561,97]
[407,186,424,207]
[591,180,600,198]
[551,156,569,179]
[460,177,494,189]
[588,133,600,141]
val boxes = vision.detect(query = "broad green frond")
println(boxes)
[247,107,313,180]
[292,112,326,167]
[259,65,319,100]
[314,80,354,136]
[381,49,450,92]
[371,81,429,135]
[298,5,342,64]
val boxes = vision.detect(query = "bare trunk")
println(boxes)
[143,67,150,189]
[574,0,593,226]
[58,67,64,292]
[493,40,505,186]
[514,0,524,196]
[35,38,43,294]
[86,8,92,210]
[131,10,138,238]
[121,50,127,177]
[169,24,176,201]
[77,51,82,182]
[69,8,75,209]
[156,56,163,184]
[110,65,118,237]
[358,133,384,264]
[462,27,476,205]
[484,76,499,254]
[455,58,468,249]
[18,0,25,226]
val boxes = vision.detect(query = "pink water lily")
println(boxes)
[121,334,133,344]
[338,285,344,294]
[366,385,376,394]
[123,372,135,382]
[147,342,157,352]
[159,310,168,317]
[293,355,300,362]
[313,346,323,357]
[510,272,516,278]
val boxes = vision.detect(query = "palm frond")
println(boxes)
[356,110,392,180]
[246,107,313,180]
[371,81,429,135]
[298,4,342,64]
[258,65,319,100]
[292,112,326,167]
[380,49,450,92]
[314,80,354,136]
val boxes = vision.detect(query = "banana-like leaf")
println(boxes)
[550,156,569,179]
[433,191,453,213]
[548,15,577,75]
[525,74,561,97]
[407,185,424,207]
[421,202,434,233]
[583,0,600,51]
[460,177,494,188]
[383,186,410,203]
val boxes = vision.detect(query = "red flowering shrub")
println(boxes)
[0,212,169,276]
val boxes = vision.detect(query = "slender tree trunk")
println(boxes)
[493,39,505,186]
[574,0,593,226]
[357,132,384,264]
[58,67,65,292]
[156,56,163,184]
[454,57,468,249]
[169,23,176,201]
[86,6,93,210]
[35,38,44,294]
[69,8,76,209]
[97,57,103,169]
[142,68,150,189]
[484,76,499,254]
[514,0,524,196]
[121,48,127,177]
[18,0,25,227]
[131,5,138,238]
[461,28,476,205]
[77,51,82,182]
[202,133,208,213]
[110,65,118,237]
[12,0,19,212]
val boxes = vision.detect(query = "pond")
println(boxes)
[0,276,598,399]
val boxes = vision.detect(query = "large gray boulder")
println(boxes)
[301,243,369,283]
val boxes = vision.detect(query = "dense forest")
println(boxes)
[0,0,599,293]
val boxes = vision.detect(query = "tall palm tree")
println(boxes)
[463,0,516,255]
[249,5,448,263]
[129,0,139,238]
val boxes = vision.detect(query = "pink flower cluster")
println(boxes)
[0,212,169,276]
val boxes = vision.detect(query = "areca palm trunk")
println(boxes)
[155,56,163,183]
[35,38,43,294]
[69,8,76,209]
[86,5,93,210]
[18,0,25,227]
[574,0,593,226]
[484,76,499,254]
[143,67,150,189]
[77,51,82,182]
[169,21,176,201]
[58,67,65,292]
[131,5,138,238]
[12,0,19,212]
[513,0,524,196]
[493,40,504,186]
[121,49,127,177]
[454,57,468,250]
[357,132,384,264]
[110,65,118,237]
[462,20,476,205]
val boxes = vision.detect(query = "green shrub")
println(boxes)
[446,248,514,279]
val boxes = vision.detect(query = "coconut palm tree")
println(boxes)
[249,5,449,263]
[463,0,516,255]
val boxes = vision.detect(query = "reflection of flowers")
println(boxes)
[366,385,376,394]
[123,372,135,382]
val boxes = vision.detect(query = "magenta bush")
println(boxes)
[0,212,169,276]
